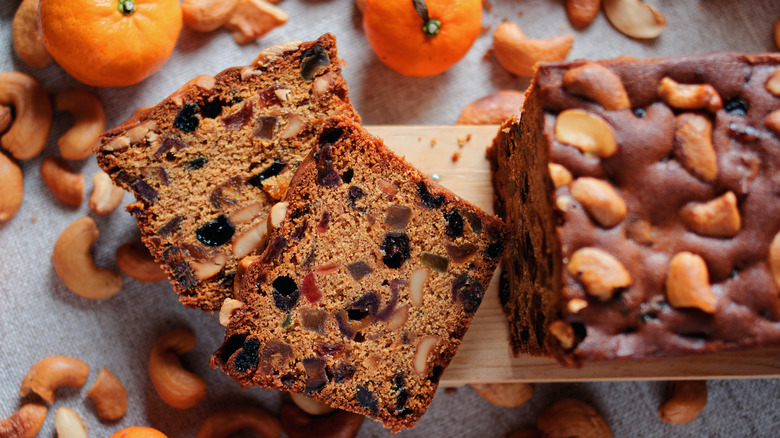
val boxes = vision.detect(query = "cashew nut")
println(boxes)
[0,403,47,438]
[148,329,208,410]
[492,21,574,77]
[0,72,53,160]
[52,216,123,299]
[766,109,780,136]
[19,355,90,404]
[658,77,723,113]
[55,407,88,438]
[549,320,576,349]
[570,177,627,228]
[41,157,84,207]
[196,405,282,438]
[89,170,125,215]
[0,151,24,221]
[567,247,631,300]
[549,163,573,188]
[219,298,244,326]
[555,109,618,158]
[290,393,335,416]
[12,0,52,68]
[55,89,106,160]
[680,191,741,238]
[603,0,666,39]
[471,382,534,408]
[269,201,288,230]
[456,90,525,125]
[116,240,167,283]
[658,380,707,424]
[224,0,289,45]
[562,62,630,110]
[673,113,718,182]
[566,0,601,28]
[86,367,128,421]
[769,231,780,289]
[280,400,364,438]
[666,252,716,313]
[0,105,11,134]
[537,398,613,438]
[182,0,240,32]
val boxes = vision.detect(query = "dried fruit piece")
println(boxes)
[385,205,412,230]
[300,43,332,81]
[301,272,322,304]
[346,260,373,281]
[196,215,236,246]
[381,233,411,269]
[420,252,449,273]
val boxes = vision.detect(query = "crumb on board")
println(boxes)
[457,134,472,148]
[452,151,461,162]
[431,137,438,147]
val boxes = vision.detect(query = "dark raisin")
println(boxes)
[186,157,207,170]
[444,208,464,239]
[261,236,287,263]
[452,273,484,314]
[316,211,331,233]
[200,97,232,119]
[498,271,510,308]
[162,246,196,290]
[257,85,283,108]
[381,233,411,269]
[341,168,354,183]
[260,339,293,374]
[272,275,299,312]
[234,338,260,373]
[173,103,199,132]
[332,362,356,383]
[317,343,345,358]
[221,101,253,130]
[253,115,278,139]
[724,97,748,115]
[417,181,444,208]
[303,357,328,393]
[485,241,504,259]
[429,365,444,384]
[154,137,187,158]
[347,186,366,211]
[158,215,184,236]
[335,311,355,340]
[216,334,247,364]
[346,260,372,281]
[318,126,343,146]
[347,291,379,321]
[291,219,308,240]
[196,215,235,246]
[376,279,403,322]
[300,43,332,81]
[248,161,287,187]
[317,168,341,187]
[356,385,378,415]
[464,210,482,233]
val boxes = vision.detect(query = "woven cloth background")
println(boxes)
[1,0,779,436]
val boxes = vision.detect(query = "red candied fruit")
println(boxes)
[301,272,322,303]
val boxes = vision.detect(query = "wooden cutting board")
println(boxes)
[366,125,780,386]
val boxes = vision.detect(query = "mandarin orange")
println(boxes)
[39,0,182,87]
[109,426,168,438]
[362,0,482,77]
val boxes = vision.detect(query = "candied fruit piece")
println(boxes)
[303,357,328,393]
[272,275,299,312]
[261,236,287,263]
[209,176,244,208]
[381,233,411,269]
[300,43,332,81]
[317,211,331,233]
[301,272,322,303]
[154,136,187,158]
[257,85,284,107]
[420,252,449,273]
[222,101,254,130]
[300,308,327,334]
[332,362,356,383]
[356,385,379,415]
[173,103,199,132]
[445,242,478,263]
[116,171,158,201]
[316,342,345,359]
[347,291,380,321]
[463,209,482,233]
[234,337,260,373]
[162,245,196,290]
[260,339,293,374]
[346,260,372,281]
[385,205,412,230]
[376,279,404,322]
[291,219,309,240]
[444,208,464,239]
[417,181,444,208]
[317,168,341,187]
[158,215,184,236]
[253,115,278,139]
[196,215,235,246]
[452,273,484,314]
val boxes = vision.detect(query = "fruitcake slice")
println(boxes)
[96,34,359,312]
[211,116,506,431]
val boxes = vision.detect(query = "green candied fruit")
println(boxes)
[420,252,449,273]
[281,313,293,330]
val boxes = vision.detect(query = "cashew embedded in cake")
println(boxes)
[658,77,723,113]
[554,109,618,158]
[569,177,627,228]
[673,113,718,182]
[562,62,630,110]
[665,252,716,313]
[567,247,631,300]
[680,191,741,238]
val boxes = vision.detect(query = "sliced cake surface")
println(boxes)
[489,53,780,366]
[96,34,359,312]
[211,116,506,431]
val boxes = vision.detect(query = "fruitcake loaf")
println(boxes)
[96,34,359,312]
[211,116,506,431]
[489,53,780,366]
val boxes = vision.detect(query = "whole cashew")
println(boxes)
[537,398,613,438]
[55,89,106,160]
[471,382,535,408]
[41,157,84,207]
[196,405,282,438]
[19,355,90,404]
[116,240,167,283]
[280,400,364,438]
[603,0,666,39]
[12,0,52,68]
[148,329,208,410]
[456,90,525,125]
[54,407,88,438]
[290,393,335,416]
[0,72,52,160]
[566,0,601,28]
[224,0,289,45]
[0,403,47,438]
[658,380,707,424]
[0,151,24,221]
[52,216,123,299]
[182,0,240,32]
[0,105,11,134]
[86,368,128,421]
[89,170,125,215]
[492,22,574,77]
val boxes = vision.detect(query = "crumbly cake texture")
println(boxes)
[489,53,780,366]
[211,116,506,432]
[96,34,359,312]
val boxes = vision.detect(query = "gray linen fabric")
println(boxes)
[1,0,779,436]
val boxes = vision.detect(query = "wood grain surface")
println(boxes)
[366,124,780,386]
